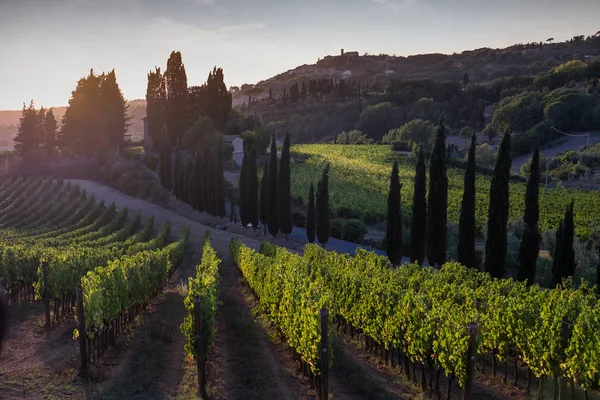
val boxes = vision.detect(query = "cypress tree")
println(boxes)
[484,131,512,278]
[248,148,259,229]
[165,51,188,144]
[159,125,173,191]
[205,67,233,130]
[457,133,477,269]
[239,148,249,227]
[260,162,269,235]
[307,183,316,243]
[552,221,565,287]
[190,142,203,211]
[410,148,427,265]
[215,138,226,217]
[552,200,575,287]
[181,159,190,204]
[426,115,448,267]
[517,147,541,285]
[268,133,279,237]
[279,131,292,238]
[173,149,182,199]
[316,164,330,246]
[188,125,223,216]
[386,161,402,265]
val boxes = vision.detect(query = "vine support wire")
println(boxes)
[550,126,590,150]
[544,127,591,193]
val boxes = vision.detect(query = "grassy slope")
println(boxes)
[290,144,600,238]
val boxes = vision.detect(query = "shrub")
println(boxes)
[341,219,368,242]
[330,219,343,239]
[292,210,306,228]
[474,143,496,169]
[336,206,362,220]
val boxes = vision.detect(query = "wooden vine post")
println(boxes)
[76,283,88,376]
[194,297,207,399]
[42,262,51,329]
[559,318,569,400]
[463,321,478,400]
[320,308,329,400]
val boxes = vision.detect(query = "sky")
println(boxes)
[0,0,599,110]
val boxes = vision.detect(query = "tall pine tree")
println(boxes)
[307,183,316,243]
[42,109,57,154]
[426,115,448,267]
[316,164,330,246]
[552,200,575,287]
[386,161,402,265]
[457,133,477,269]
[165,51,188,144]
[260,161,269,234]
[248,148,259,229]
[517,147,541,285]
[410,148,427,265]
[14,100,42,157]
[61,69,129,154]
[146,67,166,151]
[268,133,279,237]
[100,69,130,147]
[278,131,292,238]
[484,131,512,278]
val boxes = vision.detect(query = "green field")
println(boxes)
[290,144,600,238]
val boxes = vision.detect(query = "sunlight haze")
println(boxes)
[0,0,599,109]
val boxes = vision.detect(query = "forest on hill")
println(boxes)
[236,34,600,156]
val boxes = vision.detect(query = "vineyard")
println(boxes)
[290,144,600,238]
[0,177,191,367]
[2,175,600,399]
[231,238,600,398]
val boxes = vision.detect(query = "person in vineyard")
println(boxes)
[0,283,7,354]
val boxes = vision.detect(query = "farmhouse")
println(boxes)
[223,135,244,167]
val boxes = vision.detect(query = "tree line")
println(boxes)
[237,131,299,240]
[15,69,130,159]
[383,114,575,286]
[146,51,233,217]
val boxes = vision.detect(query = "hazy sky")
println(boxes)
[1,0,599,110]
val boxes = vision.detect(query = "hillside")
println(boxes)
[290,144,600,239]
[234,35,600,150]
[233,36,600,103]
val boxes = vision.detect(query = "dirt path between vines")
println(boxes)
[0,180,313,399]
[66,180,310,399]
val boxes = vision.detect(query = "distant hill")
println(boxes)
[232,37,600,103]
[0,100,146,149]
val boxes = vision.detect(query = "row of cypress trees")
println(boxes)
[238,131,293,239]
[384,114,571,286]
[385,116,447,267]
[172,120,226,217]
